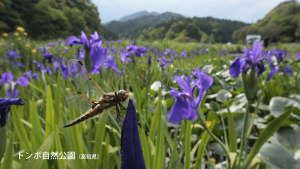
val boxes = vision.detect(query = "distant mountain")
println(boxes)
[101,25,119,40]
[137,17,248,42]
[119,10,159,22]
[104,12,185,37]
[233,1,300,43]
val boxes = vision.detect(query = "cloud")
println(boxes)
[94,0,292,23]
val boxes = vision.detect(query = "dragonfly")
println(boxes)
[64,59,129,128]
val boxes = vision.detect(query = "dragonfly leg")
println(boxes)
[115,105,124,124]
[115,92,120,101]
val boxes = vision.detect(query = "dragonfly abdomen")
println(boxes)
[63,106,103,128]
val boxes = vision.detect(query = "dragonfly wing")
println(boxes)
[67,59,105,100]
[66,92,94,112]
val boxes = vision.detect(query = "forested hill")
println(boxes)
[0,0,102,39]
[119,11,159,22]
[136,17,248,43]
[233,1,300,43]
[104,12,184,36]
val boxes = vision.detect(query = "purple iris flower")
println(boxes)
[201,48,209,54]
[33,61,53,75]
[90,47,107,74]
[57,39,62,44]
[171,54,178,59]
[5,51,20,59]
[65,48,70,53]
[53,61,60,72]
[0,98,25,127]
[297,52,300,60]
[117,40,121,45]
[229,42,275,81]
[60,64,69,80]
[65,31,105,72]
[220,49,227,56]
[110,46,118,54]
[74,48,85,60]
[164,48,171,55]
[155,56,172,70]
[91,31,102,47]
[192,50,200,55]
[126,41,147,57]
[168,67,213,124]
[105,40,109,44]
[105,55,122,74]
[284,65,293,75]
[65,31,102,49]
[272,49,286,62]
[17,62,25,68]
[180,50,188,57]
[1,72,29,98]
[23,70,39,81]
[121,99,145,169]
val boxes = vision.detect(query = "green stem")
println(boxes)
[144,66,151,130]
[196,107,231,169]
[237,100,252,168]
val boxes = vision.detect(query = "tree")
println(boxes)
[27,1,71,39]
[209,33,215,43]
[200,32,210,43]
[232,25,259,43]
[259,23,281,41]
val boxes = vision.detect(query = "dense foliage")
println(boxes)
[0,0,103,39]
[137,17,248,43]
[104,12,185,38]
[233,1,300,43]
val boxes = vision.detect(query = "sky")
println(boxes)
[94,0,299,24]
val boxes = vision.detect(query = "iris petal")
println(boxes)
[90,47,106,74]
[168,97,189,124]
[229,57,245,78]
[16,77,29,87]
[266,64,277,81]
[65,36,81,47]
[174,76,191,94]
[2,72,14,83]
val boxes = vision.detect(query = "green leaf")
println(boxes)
[249,156,267,169]
[184,120,191,169]
[216,89,232,103]
[11,106,32,152]
[54,72,62,129]
[195,120,215,169]
[29,100,44,152]
[45,86,54,138]
[241,107,294,169]
[169,127,179,169]
[260,137,300,169]
[92,114,107,169]
[270,96,300,117]
[1,132,13,169]
[227,108,237,153]
[0,127,6,161]
[55,126,67,169]
[27,132,55,169]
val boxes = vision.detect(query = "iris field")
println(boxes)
[1,28,300,169]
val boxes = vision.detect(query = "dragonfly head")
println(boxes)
[118,90,129,102]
